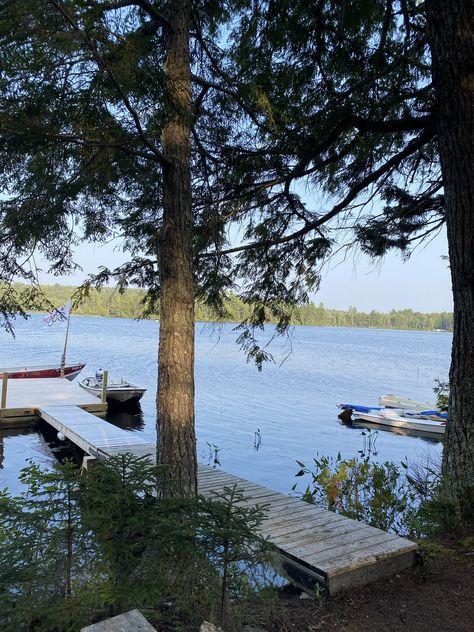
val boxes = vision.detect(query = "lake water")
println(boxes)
[0,315,451,496]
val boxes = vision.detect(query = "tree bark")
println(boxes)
[157,0,197,497]
[426,0,474,526]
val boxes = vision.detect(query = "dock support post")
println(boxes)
[81,455,98,475]
[101,370,108,404]
[1,373,8,411]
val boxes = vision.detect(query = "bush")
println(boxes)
[294,448,456,538]
[294,452,409,532]
[0,456,273,631]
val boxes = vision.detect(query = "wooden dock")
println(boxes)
[32,402,417,595]
[39,405,152,460]
[0,378,107,427]
[197,466,416,594]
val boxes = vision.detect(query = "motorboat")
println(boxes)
[79,374,147,404]
[0,363,85,380]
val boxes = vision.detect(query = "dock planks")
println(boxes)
[39,405,153,460]
[196,466,417,594]
[36,403,416,595]
[0,378,107,426]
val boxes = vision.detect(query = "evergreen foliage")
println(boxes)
[11,281,453,331]
[0,0,472,518]
[0,1,444,344]
[198,485,272,628]
[0,455,272,631]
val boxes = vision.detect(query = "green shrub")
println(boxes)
[295,452,409,532]
[294,448,456,538]
[0,456,273,631]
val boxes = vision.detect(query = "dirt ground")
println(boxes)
[247,541,474,632]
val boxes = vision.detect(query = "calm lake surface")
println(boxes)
[0,315,451,495]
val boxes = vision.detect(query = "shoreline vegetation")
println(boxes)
[17,282,453,332]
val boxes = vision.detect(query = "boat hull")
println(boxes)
[355,411,446,435]
[79,378,146,404]
[0,364,85,381]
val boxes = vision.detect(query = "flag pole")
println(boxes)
[60,304,72,379]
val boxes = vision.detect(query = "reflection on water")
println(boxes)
[338,417,442,444]
[0,425,60,494]
[38,421,87,465]
[253,428,262,451]
[106,401,145,431]
[0,426,38,469]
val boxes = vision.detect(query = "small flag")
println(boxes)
[43,301,72,326]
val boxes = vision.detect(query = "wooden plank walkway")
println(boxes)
[39,405,152,460]
[37,404,417,595]
[81,609,157,632]
[197,466,416,594]
[0,378,107,426]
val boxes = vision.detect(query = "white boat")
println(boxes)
[355,409,446,435]
[379,394,436,411]
[79,374,146,403]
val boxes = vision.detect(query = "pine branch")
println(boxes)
[88,0,171,29]
[201,129,435,257]
[47,0,169,166]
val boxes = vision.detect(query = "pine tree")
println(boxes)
[1,1,473,520]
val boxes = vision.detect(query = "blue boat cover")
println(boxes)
[405,410,448,419]
[338,404,382,413]
[414,410,448,420]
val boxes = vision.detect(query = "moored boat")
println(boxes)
[340,401,447,422]
[0,363,85,381]
[338,403,446,435]
[378,394,436,411]
[79,374,146,404]
[354,409,446,435]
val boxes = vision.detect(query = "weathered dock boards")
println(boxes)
[38,405,416,595]
[0,378,107,427]
[39,405,153,460]
[197,466,417,595]
[81,609,157,632]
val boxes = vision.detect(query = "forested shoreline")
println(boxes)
[21,283,453,332]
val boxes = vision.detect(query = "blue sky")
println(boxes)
[315,228,452,312]
[35,226,452,313]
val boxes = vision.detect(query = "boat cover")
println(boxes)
[406,409,448,420]
[338,404,382,413]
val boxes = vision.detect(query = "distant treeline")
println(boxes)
[16,283,453,332]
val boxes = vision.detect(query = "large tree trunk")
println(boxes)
[157,0,197,497]
[426,0,474,527]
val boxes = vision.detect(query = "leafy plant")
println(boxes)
[205,442,221,468]
[434,378,449,412]
[295,453,409,532]
[294,447,457,539]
